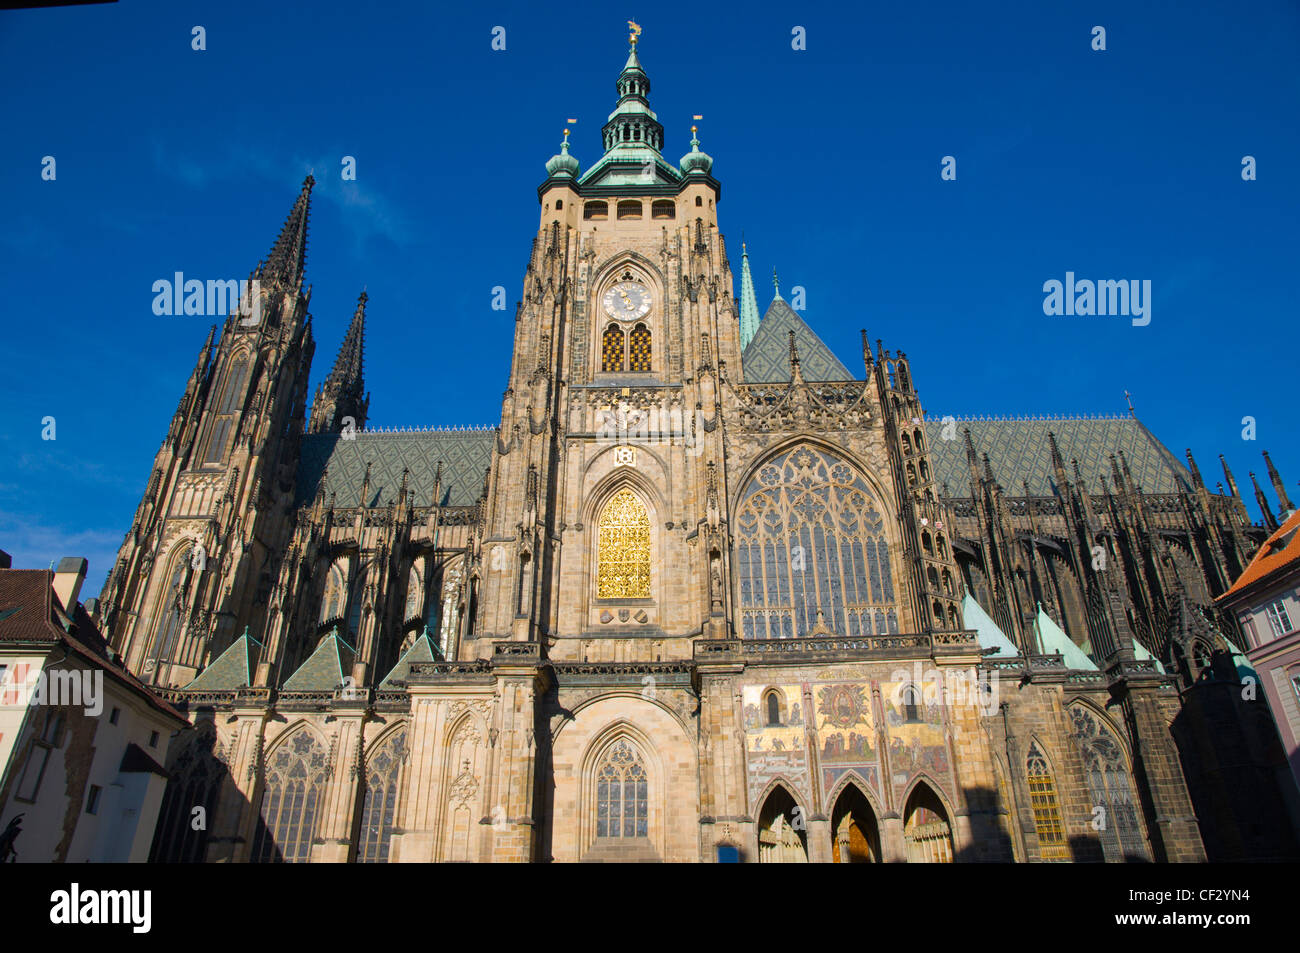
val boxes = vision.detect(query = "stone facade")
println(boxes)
[96,38,1299,863]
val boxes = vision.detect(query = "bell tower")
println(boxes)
[470,29,737,660]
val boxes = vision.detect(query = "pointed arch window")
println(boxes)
[202,357,249,464]
[403,564,423,623]
[628,323,652,371]
[357,728,406,863]
[252,729,329,863]
[595,739,648,838]
[1068,706,1148,860]
[596,488,651,599]
[601,324,625,372]
[152,546,190,676]
[319,562,347,626]
[150,729,222,862]
[1026,742,1068,861]
[734,445,896,639]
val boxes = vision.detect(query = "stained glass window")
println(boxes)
[735,446,895,638]
[601,324,625,372]
[1068,706,1148,861]
[150,729,221,862]
[1026,742,1068,861]
[596,489,651,599]
[152,547,189,675]
[595,739,648,838]
[357,729,406,863]
[629,323,651,371]
[252,729,329,863]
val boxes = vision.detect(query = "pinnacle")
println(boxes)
[262,175,314,287]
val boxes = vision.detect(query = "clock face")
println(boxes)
[603,281,652,321]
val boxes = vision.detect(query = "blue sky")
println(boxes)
[1,0,1297,589]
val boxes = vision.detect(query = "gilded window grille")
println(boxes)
[629,323,652,371]
[601,324,625,372]
[1026,743,1069,861]
[734,445,897,639]
[596,488,651,598]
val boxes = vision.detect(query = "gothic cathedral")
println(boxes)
[97,35,1300,863]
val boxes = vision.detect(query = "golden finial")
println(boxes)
[691,124,698,134]
[563,128,570,140]
[628,20,642,46]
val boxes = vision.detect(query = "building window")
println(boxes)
[86,785,102,815]
[765,691,782,726]
[150,728,222,862]
[357,728,406,864]
[15,709,63,802]
[595,739,648,838]
[628,323,652,372]
[902,685,920,723]
[1291,671,1300,708]
[202,357,248,464]
[149,731,160,748]
[601,323,625,372]
[151,547,191,676]
[617,200,642,220]
[109,707,120,726]
[1026,742,1069,861]
[735,445,897,639]
[1067,705,1148,861]
[651,200,675,220]
[596,488,651,599]
[583,200,608,220]
[1265,600,1294,639]
[252,729,330,863]
[319,561,347,626]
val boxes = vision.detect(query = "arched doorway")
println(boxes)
[757,786,808,863]
[830,783,881,862]
[903,782,954,863]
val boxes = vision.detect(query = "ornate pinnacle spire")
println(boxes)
[260,175,314,289]
[772,268,783,301]
[738,241,760,350]
[1220,454,1242,501]
[308,290,370,435]
[1263,450,1294,513]
[1250,471,1278,531]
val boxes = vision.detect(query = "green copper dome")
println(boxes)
[679,127,713,175]
[545,130,580,178]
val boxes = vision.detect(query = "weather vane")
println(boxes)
[628,20,642,46]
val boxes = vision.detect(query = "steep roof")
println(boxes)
[184,629,261,692]
[379,628,440,688]
[961,593,1020,657]
[925,416,1196,497]
[1218,508,1300,602]
[1034,604,1098,670]
[295,428,495,509]
[283,629,355,692]
[741,297,853,383]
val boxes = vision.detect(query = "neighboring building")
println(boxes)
[94,33,1299,862]
[1217,495,1300,822]
[0,554,187,862]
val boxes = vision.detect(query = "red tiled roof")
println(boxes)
[1218,509,1300,603]
[0,569,186,724]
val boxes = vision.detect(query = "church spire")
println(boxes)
[258,175,314,290]
[1263,450,1294,515]
[738,242,760,350]
[599,28,665,159]
[308,290,370,435]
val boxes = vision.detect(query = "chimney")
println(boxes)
[0,549,10,569]
[52,557,88,615]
